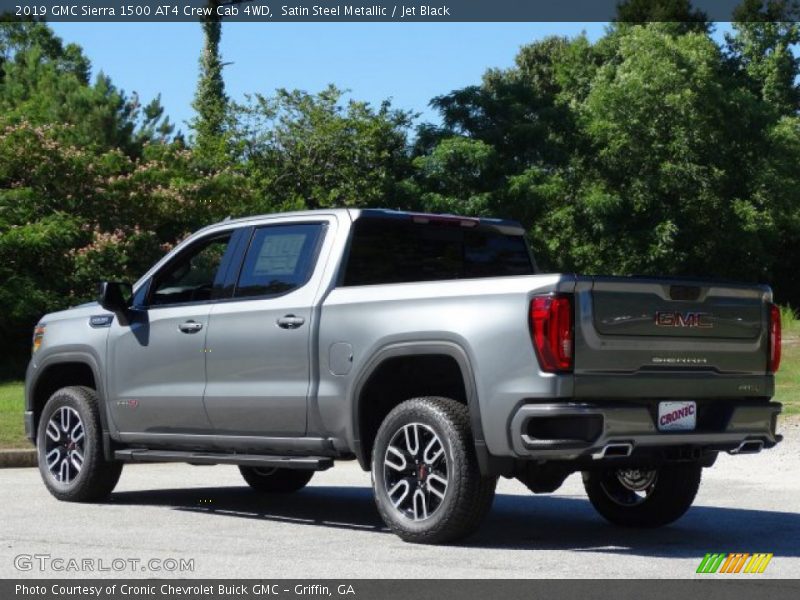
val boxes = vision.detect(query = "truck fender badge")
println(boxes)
[89,315,114,328]
[655,311,713,328]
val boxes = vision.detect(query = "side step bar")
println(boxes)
[114,449,334,471]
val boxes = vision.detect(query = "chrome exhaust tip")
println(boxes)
[592,442,634,460]
[729,440,764,455]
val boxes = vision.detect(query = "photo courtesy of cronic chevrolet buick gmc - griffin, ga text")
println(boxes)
[24,209,783,543]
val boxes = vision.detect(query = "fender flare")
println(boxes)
[27,350,114,460]
[350,340,496,474]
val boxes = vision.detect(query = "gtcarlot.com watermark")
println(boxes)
[14,553,195,573]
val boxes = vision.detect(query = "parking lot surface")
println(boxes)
[2,420,799,579]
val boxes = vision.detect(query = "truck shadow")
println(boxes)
[109,485,800,558]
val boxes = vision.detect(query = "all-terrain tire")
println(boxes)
[582,463,702,528]
[371,397,497,544]
[239,466,314,493]
[36,386,122,502]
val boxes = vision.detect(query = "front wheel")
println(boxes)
[371,397,497,544]
[37,386,122,502]
[582,464,702,528]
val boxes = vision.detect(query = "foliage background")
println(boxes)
[2,2,800,376]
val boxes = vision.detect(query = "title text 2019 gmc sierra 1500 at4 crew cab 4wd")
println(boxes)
[25,209,783,543]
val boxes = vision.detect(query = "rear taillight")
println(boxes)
[530,294,573,373]
[768,303,781,373]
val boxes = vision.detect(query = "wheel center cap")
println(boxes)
[417,464,428,482]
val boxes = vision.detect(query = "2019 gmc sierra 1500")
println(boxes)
[25,208,782,543]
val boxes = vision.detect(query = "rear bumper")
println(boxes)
[510,400,782,460]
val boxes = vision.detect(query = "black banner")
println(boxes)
[2,0,800,23]
[4,580,800,600]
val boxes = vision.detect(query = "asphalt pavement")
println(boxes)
[2,419,799,579]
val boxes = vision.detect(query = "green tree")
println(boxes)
[0,22,181,374]
[413,22,800,304]
[613,0,709,34]
[190,0,229,163]
[0,21,172,155]
[233,86,414,212]
[411,136,497,215]
[727,1,800,115]
[409,36,581,242]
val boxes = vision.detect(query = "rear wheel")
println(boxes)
[371,397,496,544]
[37,386,122,502]
[239,466,314,493]
[582,463,702,528]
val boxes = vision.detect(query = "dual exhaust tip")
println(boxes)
[728,440,764,455]
[592,443,634,460]
[590,439,765,459]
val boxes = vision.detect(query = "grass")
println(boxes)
[780,304,799,329]
[0,315,798,449]
[775,310,800,415]
[0,380,30,449]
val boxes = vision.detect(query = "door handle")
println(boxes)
[276,315,305,329]
[178,320,204,334]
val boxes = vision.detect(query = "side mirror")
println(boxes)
[96,281,132,315]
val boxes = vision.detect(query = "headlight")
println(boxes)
[32,324,46,354]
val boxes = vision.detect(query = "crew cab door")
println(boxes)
[202,217,332,441]
[106,229,241,438]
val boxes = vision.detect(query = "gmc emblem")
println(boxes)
[654,311,713,328]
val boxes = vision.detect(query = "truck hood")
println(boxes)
[39,301,109,324]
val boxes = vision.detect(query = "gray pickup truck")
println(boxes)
[25,208,782,543]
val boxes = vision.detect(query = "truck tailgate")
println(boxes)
[573,276,774,399]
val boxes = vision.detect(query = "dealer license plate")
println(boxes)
[657,401,696,431]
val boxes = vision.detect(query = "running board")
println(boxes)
[114,449,333,470]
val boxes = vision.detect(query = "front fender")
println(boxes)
[26,347,115,456]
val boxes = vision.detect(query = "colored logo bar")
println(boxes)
[697,553,773,574]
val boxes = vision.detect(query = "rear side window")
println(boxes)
[234,223,325,298]
[342,218,534,286]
